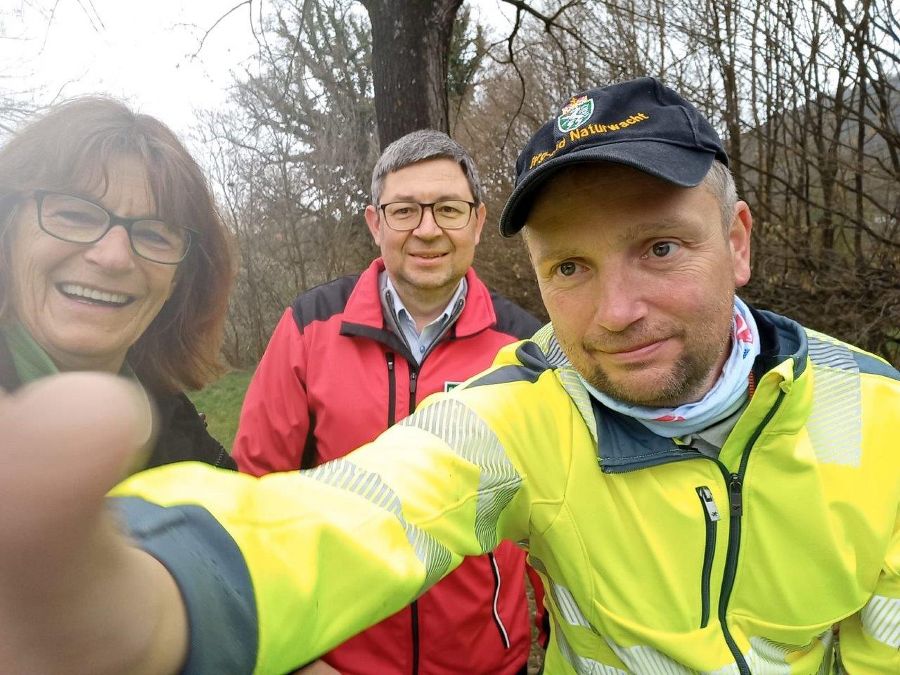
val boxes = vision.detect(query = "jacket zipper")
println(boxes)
[388,352,420,674]
[408,368,418,414]
[410,599,420,675]
[386,352,396,428]
[403,359,509,660]
[379,299,463,673]
[407,362,419,674]
[394,304,458,674]
[715,387,787,674]
[608,383,787,670]
[488,552,512,648]
[695,486,720,628]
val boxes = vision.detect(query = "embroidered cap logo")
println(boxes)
[557,96,594,133]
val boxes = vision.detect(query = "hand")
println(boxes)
[295,659,341,674]
[0,373,188,675]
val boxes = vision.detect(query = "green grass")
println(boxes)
[187,369,254,452]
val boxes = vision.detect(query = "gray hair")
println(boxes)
[702,160,739,230]
[370,129,484,206]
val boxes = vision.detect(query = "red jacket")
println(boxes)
[234,260,542,675]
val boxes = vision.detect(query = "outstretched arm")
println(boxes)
[837,505,900,672]
[3,352,538,674]
[0,373,188,675]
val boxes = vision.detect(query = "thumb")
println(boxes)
[0,372,154,552]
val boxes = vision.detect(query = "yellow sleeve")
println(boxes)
[111,386,536,674]
[837,506,900,674]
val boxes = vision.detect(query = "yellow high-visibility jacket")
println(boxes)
[113,309,900,674]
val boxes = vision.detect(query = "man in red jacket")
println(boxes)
[233,130,542,675]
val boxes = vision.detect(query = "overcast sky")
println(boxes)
[1,0,265,139]
[0,0,510,144]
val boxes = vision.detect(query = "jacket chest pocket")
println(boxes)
[696,485,721,629]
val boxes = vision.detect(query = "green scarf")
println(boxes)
[1,321,150,474]
[1,321,60,385]
[0,320,138,384]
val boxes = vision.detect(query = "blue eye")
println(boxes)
[650,242,680,257]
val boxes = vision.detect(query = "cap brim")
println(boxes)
[499,140,716,237]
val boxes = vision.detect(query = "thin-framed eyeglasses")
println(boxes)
[33,189,196,265]
[379,200,476,231]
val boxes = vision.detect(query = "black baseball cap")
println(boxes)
[499,77,729,236]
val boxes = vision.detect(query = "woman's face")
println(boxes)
[9,155,178,373]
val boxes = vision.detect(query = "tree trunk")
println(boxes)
[361,0,462,148]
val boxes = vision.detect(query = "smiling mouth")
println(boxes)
[57,283,135,307]
[606,342,657,354]
[595,338,670,358]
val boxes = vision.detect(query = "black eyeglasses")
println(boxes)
[379,200,476,231]
[33,190,196,264]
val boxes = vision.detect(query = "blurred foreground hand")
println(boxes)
[0,373,187,675]
[296,659,341,674]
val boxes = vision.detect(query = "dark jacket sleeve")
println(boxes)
[490,291,543,339]
[145,390,236,470]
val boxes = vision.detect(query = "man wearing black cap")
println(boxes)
[3,78,899,675]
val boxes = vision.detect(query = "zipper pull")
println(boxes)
[386,352,395,372]
[729,474,743,517]
[408,368,419,414]
[697,486,721,521]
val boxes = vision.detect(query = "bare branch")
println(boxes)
[191,0,253,59]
